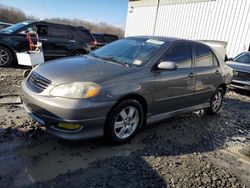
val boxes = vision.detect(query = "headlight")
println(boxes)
[50,82,101,99]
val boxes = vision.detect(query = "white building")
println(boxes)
[125,0,250,57]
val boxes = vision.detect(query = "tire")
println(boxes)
[72,50,86,56]
[104,99,144,145]
[205,87,224,115]
[0,45,13,67]
[23,69,31,78]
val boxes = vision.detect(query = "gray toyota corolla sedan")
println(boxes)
[226,52,250,91]
[21,36,233,144]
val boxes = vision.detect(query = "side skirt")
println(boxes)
[147,103,210,125]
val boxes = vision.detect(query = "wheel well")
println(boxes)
[107,94,148,121]
[218,84,227,94]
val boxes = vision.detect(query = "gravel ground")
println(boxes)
[0,67,250,188]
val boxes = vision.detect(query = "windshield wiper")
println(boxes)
[101,56,131,67]
[90,53,131,67]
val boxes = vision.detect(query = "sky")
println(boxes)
[0,0,128,28]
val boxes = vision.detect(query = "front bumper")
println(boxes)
[21,81,117,140]
[231,80,250,91]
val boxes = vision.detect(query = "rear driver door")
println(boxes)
[152,43,196,114]
[45,25,74,58]
[193,43,223,105]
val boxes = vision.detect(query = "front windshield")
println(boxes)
[2,21,31,33]
[234,53,250,64]
[90,38,164,66]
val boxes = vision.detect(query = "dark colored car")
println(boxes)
[92,33,119,48]
[227,52,250,91]
[0,21,96,67]
[21,36,233,144]
[0,22,12,30]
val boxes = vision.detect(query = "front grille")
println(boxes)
[231,81,246,87]
[233,71,250,81]
[27,71,51,93]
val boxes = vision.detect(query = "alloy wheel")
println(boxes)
[212,91,222,112]
[0,49,9,66]
[114,106,140,139]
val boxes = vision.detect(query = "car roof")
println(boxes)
[240,51,250,55]
[93,33,118,37]
[126,36,207,45]
[27,20,89,31]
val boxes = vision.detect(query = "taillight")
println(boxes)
[90,40,97,48]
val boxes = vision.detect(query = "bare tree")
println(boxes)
[0,4,124,38]
[46,18,124,38]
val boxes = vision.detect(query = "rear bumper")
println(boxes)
[21,81,117,140]
[231,80,250,91]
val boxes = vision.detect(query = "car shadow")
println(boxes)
[229,88,250,97]
[0,97,249,187]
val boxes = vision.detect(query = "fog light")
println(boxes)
[57,123,81,130]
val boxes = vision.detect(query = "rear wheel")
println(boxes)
[104,99,144,144]
[205,87,224,115]
[0,46,13,67]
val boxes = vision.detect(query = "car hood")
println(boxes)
[0,31,10,35]
[226,61,250,73]
[33,56,138,85]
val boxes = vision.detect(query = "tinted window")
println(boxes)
[194,44,214,67]
[162,44,192,68]
[37,25,48,37]
[76,30,93,41]
[93,34,104,43]
[234,53,250,64]
[49,26,73,38]
[104,35,119,43]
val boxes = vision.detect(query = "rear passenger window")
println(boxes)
[104,35,119,43]
[76,30,93,41]
[93,34,104,43]
[162,44,192,68]
[213,55,219,66]
[194,44,214,67]
[49,27,73,38]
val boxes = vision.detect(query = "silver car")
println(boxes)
[227,52,250,91]
[21,37,233,144]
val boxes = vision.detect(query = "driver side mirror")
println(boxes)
[227,58,234,61]
[157,61,177,70]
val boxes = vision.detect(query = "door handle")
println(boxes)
[69,40,76,43]
[188,72,195,78]
[215,70,220,74]
[40,38,48,41]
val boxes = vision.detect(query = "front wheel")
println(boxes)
[0,46,13,67]
[104,99,144,145]
[205,88,224,115]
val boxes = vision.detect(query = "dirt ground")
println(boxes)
[0,67,250,188]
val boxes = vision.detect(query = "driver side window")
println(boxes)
[18,25,37,35]
[162,44,192,68]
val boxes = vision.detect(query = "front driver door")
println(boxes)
[152,43,196,114]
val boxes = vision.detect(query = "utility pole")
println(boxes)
[153,0,160,36]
